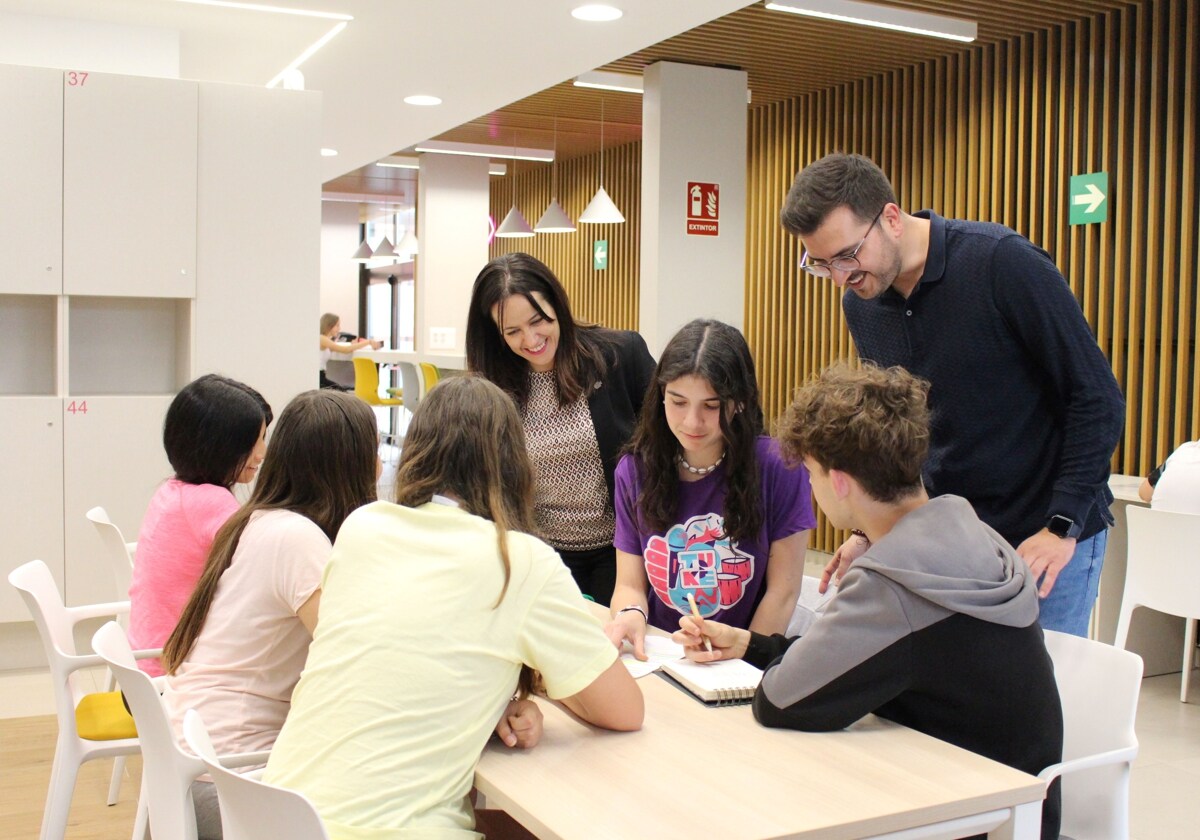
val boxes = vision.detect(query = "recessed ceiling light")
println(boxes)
[320,148,338,157]
[572,4,623,22]
[765,0,976,43]
[403,94,442,106]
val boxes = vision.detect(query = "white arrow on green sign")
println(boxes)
[1069,172,1108,225]
[594,240,608,271]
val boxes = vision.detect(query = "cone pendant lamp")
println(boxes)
[536,117,576,233]
[495,135,535,238]
[579,98,624,224]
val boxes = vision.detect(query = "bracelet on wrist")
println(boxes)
[617,604,648,623]
[850,528,871,546]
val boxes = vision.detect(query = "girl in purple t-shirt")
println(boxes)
[605,320,816,658]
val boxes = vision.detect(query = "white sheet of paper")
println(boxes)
[619,635,686,679]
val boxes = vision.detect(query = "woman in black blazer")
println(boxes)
[466,253,655,604]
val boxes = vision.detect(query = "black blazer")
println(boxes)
[586,330,656,505]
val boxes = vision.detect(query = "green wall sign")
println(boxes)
[593,240,609,271]
[1069,172,1108,225]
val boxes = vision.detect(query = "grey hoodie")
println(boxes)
[746,495,1062,840]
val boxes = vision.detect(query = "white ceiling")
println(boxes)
[0,0,755,182]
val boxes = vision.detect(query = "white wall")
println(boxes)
[640,61,748,355]
[416,154,490,355]
[320,201,363,334]
[0,11,179,77]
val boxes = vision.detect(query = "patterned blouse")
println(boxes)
[522,370,614,551]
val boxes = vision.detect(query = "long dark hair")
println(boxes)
[626,320,765,542]
[162,390,379,673]
[164,374,272,490]
[392,375,538,696]
[466,252,614,407]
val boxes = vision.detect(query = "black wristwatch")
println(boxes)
[1046,514,1081,539]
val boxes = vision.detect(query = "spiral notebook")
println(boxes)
[658,658,763,707]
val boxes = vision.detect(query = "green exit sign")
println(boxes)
[1069,172,1108,225]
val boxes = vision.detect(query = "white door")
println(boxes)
[0,65,63,296]
[62,395,172,606]
[0,398,64,622]
[63,72,197,298]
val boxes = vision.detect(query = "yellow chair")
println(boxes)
[419,362,440,398]
[352,357,403,407]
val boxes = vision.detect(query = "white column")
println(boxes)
[416,154,490,358]
[640,61,748,355]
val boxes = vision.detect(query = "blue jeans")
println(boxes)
[1036,529,1107,637]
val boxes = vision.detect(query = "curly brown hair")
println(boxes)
[778,363,930,503]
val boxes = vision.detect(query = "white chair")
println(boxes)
[85,505,137,606]
[786,574,835,637]
[182,709,331,840]
[1114,504,1200,702]
[1040,629,1143,840]
[85,504,138,805]
[7,560,142,840]
[91,621,270,840]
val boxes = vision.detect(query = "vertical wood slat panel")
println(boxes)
[489,142,641,333]
[744,0,1199,551]
[484,0,1198,554]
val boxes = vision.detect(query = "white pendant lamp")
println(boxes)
[536,117,576,233]
[495,136,535,238]
[579,98,624,224]
[351,238,373,262]
[372,235,397,260]
[397,227,418,256]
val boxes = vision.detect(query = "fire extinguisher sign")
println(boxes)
[686,182,720,236]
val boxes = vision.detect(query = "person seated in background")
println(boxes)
[264,375,643,839]
[604,319,815,660]
[1139,440,1200,512]
[319,312,381,390]
[675,363,1063,840]
[128,374,271,677]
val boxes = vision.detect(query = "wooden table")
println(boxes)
[475,610,1045,839]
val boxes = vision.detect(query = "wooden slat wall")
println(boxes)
[746,0,1200,551]
[489,142,641,332]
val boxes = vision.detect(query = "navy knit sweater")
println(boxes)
[843,211,1125,545]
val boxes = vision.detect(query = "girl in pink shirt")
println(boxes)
[127,374,272,676]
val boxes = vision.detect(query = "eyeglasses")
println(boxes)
[799,207,885,279]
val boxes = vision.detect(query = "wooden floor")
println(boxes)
[1,715,143,840]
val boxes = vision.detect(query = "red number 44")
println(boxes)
[67,401,88,415]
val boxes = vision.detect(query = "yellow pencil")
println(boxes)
[686,593,714,653]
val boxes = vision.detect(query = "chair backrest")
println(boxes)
[398,362,422,411]
[1126,505,1200,618]
[9,560,99,726]
[324,358,356,389]
[86,506,135,602]
[92,621,203,840]
[351,357,385,405]
[419,362,440,396]
[1042,629,1142,840]
[183,710,331,840]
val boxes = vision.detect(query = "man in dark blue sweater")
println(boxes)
[780,153,1124,636]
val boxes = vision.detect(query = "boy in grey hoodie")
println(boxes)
[676,363,1062,840]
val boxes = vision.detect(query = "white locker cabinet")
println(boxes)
[63,72,197,298]
[0,64,63,296]
[62,396,173,607]
[0,398,64,622]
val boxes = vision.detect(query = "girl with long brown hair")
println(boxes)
[264,375,643,839]
[160,389,379,840]
[604,320,816,660]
